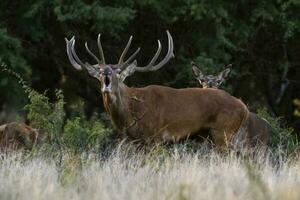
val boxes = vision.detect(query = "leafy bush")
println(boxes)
[1,63,113,153]
[258,108,298,157]
[25,89,65,145]
[63,116,112,153]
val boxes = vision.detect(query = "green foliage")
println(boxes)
[0,29,28,73]
[0,29,29,106]
[25,89,65,145]
[258,108,298,156]
[18,70,113,153]
[54,1,135,37]
[63,116,112,153]
[24,86,113,153]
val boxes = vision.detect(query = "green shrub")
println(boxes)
[63,116,112,153]
[26,90,65,134]
[258,108,298,157]
[2,63,113,153]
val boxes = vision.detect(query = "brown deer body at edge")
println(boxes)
[192,63,269,148]
[0,122,40,150]
[65,31,249,148]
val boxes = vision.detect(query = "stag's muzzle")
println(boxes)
[101,75,112,93]
[101,67,113,93]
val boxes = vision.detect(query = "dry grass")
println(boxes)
[1,145,300,200]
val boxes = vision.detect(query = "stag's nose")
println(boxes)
[207,81,214,87]
[103,67,112,76]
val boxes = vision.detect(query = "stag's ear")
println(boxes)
[192,66,203,78]
[218,68,231,80]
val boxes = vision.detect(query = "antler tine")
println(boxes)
[71,41,95,70]
[134,30,174,72]
[65,37,82,70]
[118,35,141,70]
[70,39,87,67]
[118,36,133,65]
[97,34,105,64]
[65,36,95,71]
[145,40,162,69]
[121,47,141,68]
[85,42,101,65]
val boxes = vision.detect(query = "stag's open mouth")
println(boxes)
[104,76,110,86]
[102,76,112,93]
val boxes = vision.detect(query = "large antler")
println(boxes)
[65,36,103,77]
[134,31,174,72]
[65,36,84,70]
[118,36,141,69]
[119,31,174,80]
[119,31,174,72]
[65,31,174,80]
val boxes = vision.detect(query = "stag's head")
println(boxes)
[191,62,231,88]
[65,31,174,94]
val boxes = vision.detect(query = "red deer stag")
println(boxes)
[191,62,269,147]
[0,122,40,150]
[65,31,249,148]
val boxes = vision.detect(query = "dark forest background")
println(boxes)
[0,0,300,133]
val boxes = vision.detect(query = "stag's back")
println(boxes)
[125,85,249,143]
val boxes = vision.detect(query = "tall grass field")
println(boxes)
[1,145,300,200]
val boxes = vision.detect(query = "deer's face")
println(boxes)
[198,75,223,88]
[93,65,121,93]
[192,63,231,89]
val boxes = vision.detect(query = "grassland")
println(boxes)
[1,144,300,200]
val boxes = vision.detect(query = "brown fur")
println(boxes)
[246,113,269,147]
[232,112,270,149]
[0,122,40,150]
[103,83,249,148]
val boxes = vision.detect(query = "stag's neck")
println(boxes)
[102,83,132,130]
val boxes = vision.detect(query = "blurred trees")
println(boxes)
[0,0,300,131]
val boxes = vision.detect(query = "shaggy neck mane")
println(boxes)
[102,84,133,131]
